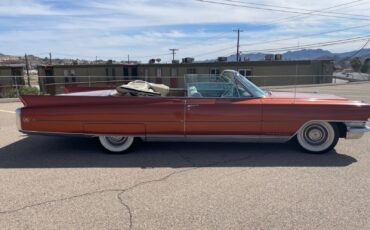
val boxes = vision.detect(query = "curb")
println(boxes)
[0,98,20,103]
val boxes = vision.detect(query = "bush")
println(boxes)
[19,86,40,95]
[350,57,362,72]
[361,62,369,73]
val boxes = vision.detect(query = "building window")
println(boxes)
[132,67,138,77]
[123,67,129,77]
[144,69,148,81]
[170,68,178,88]
[156,68,162,84]
[171,68,177,77]
[105,68,109,76]
[156,68,162,77]
[63,70,69,83]
[187,68,197,74]
[209,68,220,75]
[64,69,76,83]
[238,69,252,77]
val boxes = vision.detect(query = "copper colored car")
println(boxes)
[16,70,370,154]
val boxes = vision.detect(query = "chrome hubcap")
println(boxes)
[304,125,328,145]
[308,129,323,141]
[106,136,128,146]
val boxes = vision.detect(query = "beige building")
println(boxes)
[37,64,138,95]
[37,60,333,94]
[138,60,333,88]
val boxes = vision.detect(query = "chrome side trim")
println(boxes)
[15,108,22,131]
[185,135,290,143]
[21,131,290,143]
[20,130,145,138]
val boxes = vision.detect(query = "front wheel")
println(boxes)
[296,121,339,154]
[98,136,135,153]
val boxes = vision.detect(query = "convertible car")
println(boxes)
[16,70,370,154]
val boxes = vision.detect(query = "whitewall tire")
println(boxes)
[297,121,339,154]
[98,136,135,153]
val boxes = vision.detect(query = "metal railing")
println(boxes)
[0,74,369,98]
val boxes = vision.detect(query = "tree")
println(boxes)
[350,57,362,72]
[361,62,369,73]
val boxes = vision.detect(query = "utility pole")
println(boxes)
[128,54,130,63]
[169,48,178,61]
[24,54,31,86]
[49,52,52,65]
[233,29,243,62]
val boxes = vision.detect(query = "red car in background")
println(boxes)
[16,70,370,154]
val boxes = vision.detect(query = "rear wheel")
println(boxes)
[296,121,339,154]
[98,136,135,153]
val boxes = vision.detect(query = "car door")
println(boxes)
[141,97,186,136]
[185,80,262,136]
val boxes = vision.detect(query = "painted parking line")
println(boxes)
[0,109,15,114]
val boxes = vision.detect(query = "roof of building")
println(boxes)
[37,59,333,69]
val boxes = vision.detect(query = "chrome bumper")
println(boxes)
[346,121,370,139]
[15,108,22,131]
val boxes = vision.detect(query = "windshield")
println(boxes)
[236,73,267,97]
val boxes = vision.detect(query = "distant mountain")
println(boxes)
[2,48,370,67]
[283,49,333,60]
[227,48,370,62]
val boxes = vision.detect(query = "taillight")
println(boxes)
[16,108,22,131]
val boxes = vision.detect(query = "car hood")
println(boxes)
[268,91,349,101]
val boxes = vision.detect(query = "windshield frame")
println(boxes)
[229,70,267,98]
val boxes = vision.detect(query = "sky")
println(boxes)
[0,0,370,62]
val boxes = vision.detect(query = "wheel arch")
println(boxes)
[329,122,347,138]
[292,120,355,140]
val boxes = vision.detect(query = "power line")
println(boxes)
[190,1,370,58]
[221,0,369,18]
[344,38,370,60]
[194,0,370,21]
[217,36,370,59]
[272,0,369,24]
[239,36,370,53]
[239,22,370,48]
[192,22,370,59]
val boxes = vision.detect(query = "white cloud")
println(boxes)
[0,0,369,61]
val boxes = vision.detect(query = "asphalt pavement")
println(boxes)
[0,83,369,229]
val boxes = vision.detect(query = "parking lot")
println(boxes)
[0,82,369,229]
